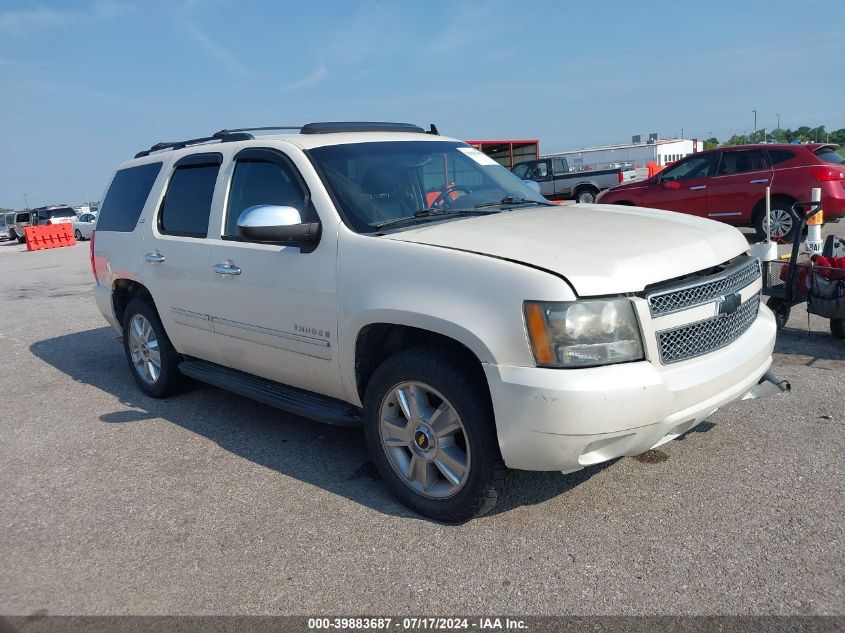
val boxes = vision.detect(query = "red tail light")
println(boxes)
[810,166,845,182]
[617,171,623,184]
[46,219,53,225]
[89,230,99,285]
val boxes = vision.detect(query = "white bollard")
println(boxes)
[751,186,778,261]
[804,187,823,255]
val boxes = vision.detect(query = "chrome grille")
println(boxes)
[647,257,761,316]
[657,295,760,364]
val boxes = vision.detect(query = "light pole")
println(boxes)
[751,109,757,140]
[776,113,780,133]
[24,193,29,209]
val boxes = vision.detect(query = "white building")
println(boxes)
[544,138,702,170]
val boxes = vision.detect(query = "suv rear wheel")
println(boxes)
[363,346,508,522]
[122,298,186,398]
[754,200,799,242]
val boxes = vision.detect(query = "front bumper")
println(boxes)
[483,305,780,471]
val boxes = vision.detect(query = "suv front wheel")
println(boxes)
[122,298,185,398]
[363,346,508,522]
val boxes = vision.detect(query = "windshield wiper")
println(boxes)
[373,208,497,230]
[474,197,551,209]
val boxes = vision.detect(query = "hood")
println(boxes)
[383,204,749,295]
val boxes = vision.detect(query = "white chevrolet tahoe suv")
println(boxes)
[91,122,785,521]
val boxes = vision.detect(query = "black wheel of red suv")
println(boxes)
[363,346,509,522]
[122,298,186,398]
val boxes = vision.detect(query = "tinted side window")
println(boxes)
[717,150,770,175]
[159,164,219,238]
[660,154,718,181]
[224,161,307,237]
[767,150,795,165]
[814,148,845,165]
[98,162,162,232]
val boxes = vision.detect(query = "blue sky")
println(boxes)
[1,0,843,209]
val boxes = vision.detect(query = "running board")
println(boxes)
[178,359,362,427]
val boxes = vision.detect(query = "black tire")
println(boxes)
[574,187,598,204]
[122,297,186,398]
[16,233,25,244]
[363,346,509,522]
[767,297,790,330]
[754,199,799,243]
[831,319,845,339]
[74,229,83,241]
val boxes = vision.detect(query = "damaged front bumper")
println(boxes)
[741,370,791,400]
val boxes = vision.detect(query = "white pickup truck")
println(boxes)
[91,122,785,521]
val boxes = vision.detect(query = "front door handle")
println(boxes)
[750,178,769,184]
[689,185,707,190]
[212,261,242,276]
[143,251,165,263]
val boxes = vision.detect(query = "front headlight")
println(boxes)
[524,299,644,368]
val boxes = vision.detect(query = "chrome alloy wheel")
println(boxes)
[128,314,161,385]
[379,382,471,499]
[769,208,794,241]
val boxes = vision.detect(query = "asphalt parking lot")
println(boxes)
[0,226,843,617]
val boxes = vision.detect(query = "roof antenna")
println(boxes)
[428,123,439,136]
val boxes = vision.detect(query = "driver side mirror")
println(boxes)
[662,181,681,190]
[237,205,321,244]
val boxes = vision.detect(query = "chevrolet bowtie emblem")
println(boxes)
[716,292,741,317]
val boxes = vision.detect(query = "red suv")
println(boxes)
[596,144,845,241]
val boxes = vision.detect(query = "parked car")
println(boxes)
[0,222,9,242]
[596,144,845,241]
[92,122,782,521]
[73,212,97,240]
[30,205,77,227]
[513,156,634,203]
[6,210,32,243]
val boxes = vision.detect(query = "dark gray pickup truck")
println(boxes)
[513,157,635,203]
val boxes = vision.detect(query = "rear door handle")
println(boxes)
[212,262,241,276]
[143,251,165,263]
[689,185,707,190]
[750,178,769,184]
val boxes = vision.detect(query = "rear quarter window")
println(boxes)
[97,162,162,232]
[815,148,845,165]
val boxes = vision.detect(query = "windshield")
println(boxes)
[815,148,845,165]
[49,208,76,218]
[308,141,548,232]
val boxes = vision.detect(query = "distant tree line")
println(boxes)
[702,125,845,153]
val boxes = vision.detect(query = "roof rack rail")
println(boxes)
[213,126,302,136]
[300,121,427,135]
[134,122,439,159]
[135,130,259,159]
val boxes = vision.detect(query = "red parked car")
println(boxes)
[596,144,845,241]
